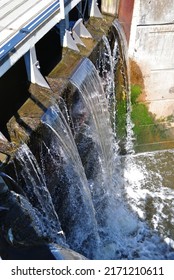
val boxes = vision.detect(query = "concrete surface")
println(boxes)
[129,0,174,118]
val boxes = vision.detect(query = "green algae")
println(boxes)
[130,84,174,153]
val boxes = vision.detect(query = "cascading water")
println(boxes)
[41,104,100,259]
[14,143,66,246]
[112,19,135,154]
[68,57,174,259]
[1,19,174,260]
[70,58,116,179]
[100,35,119,136]
[69,58,140,259]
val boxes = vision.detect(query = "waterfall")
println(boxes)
[13,143,66,246]
[70,58,115,177]
[113,19,135,154]
[100,35,119,136]
[41,104,100,259]
[1,20,174,260]
[69,58,138,258]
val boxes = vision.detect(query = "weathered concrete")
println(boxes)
[129,0,174,119]
[138,0,174,24]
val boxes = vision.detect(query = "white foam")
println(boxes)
[120,151,174,259]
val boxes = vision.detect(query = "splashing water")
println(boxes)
[113,19,135,154]
[100,35,119,135]
[121,149,174,259]
[14,143,66,246]
[1,21,174,260]
[41,104,100,259]
[124,150,174,236]
[69,58,140,259]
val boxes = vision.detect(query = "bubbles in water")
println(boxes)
[121,150,174,259]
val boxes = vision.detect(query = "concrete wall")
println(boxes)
[129,0,174,118]
[138,0,174,24]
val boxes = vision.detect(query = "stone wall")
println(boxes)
[129,0,174,118]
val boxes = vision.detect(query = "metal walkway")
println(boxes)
[0,0,60,49]
[0,0,62,63]
[0,0,101,84]
[0,0,65,79]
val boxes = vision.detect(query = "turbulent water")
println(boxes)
[1,20,174,260]
[123,150,174,253]
[1,58,174,259]
[69,57,138,259]
[41,104,100,258]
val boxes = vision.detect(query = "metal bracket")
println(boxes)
[90,0,103,18]
[72,18,92,38]
[24,47,50,89]
[63,30,80,52]
[72,31,86,47]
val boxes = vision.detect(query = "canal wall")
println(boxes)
[101,0,174,151]
[128,0,174,119]
[102,0,174,119]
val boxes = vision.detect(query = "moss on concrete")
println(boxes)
[131,84,174,153]
[129,58,174,153]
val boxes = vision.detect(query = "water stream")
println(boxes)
[0,20,174,260]
[41,104,100,258]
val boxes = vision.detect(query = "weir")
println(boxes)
[1,1,174,260]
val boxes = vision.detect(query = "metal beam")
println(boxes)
[24,47,50,88]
